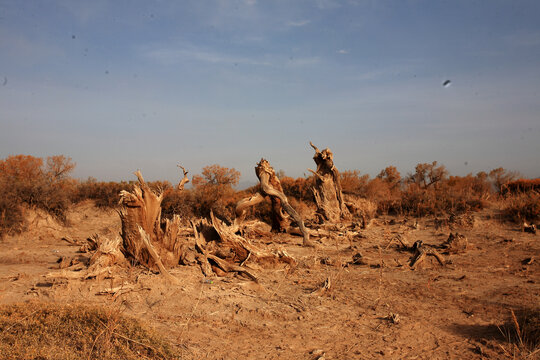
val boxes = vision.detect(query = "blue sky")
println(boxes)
[1,0,539,186]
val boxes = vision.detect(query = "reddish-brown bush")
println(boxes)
[0,178,23,237]
[161,189,195,221]
[191,165,242,220]
[74,179,132,208]
[340,170,370,196]
[501,193,540,223]
[502,178,540,195]
[489,167,519,193]
[0,155,76,235]
[279,175,315,203]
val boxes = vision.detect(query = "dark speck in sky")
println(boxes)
[443,80,451,87]
[72,35,76,39]
[2,77,7,86]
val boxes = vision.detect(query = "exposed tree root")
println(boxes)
[190,211,296,281]
[409,241,445,269]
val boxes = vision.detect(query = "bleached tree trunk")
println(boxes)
[235,159,313,246]
[308,142,350,223]
[118,167,189,274]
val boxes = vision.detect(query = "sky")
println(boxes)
[1,0,539,186]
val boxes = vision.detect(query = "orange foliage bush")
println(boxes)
[502,178,540,195]
[0,155,76,235]
[340,170,369,196]
[279,175,315,203]
[191,165,242,220]
[161,189,195,221]
[501,193,540,223]
[73,179,132,208]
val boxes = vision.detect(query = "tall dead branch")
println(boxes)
[177,164,190,190]
[308,142,350,223]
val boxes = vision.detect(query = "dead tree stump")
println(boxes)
[117,167,189,281]
[308,142,350,223]
[235,159,313,246]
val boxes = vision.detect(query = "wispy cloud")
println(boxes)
[142,44,272,66]
[316,0,341,10]
[286,56,321,66]
[287,20,311,27]
[142,42,323,68]
[337,49,349,54]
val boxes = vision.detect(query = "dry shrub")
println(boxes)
[340,170,369,196]
[161,188,195,220]
[0,302,178,360]
[398,183,488,217]
[0,179,23,237]
[500,193,540,223]
[503,178,540,195]
[289,197,314,220]
[366,178,400,214]
[74,179,132,208]
[345,195,377,219]
[279,175,315,204]
[0,155,75,235]
[191,164,242,221]
[369,169,491,217]
[399,183,439,216]
[75,179,172,209]
[191,184,242,221]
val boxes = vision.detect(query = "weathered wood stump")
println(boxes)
[308,142,350,223]
[115,167,189,283]
[235,159,313,246]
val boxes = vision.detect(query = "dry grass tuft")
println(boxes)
[0,302,179,360]
[499,308,540,358]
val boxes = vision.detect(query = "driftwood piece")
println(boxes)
[442,232,468,254]
[523,222,537,234]
[409,241,445,269]
[235,159,313,247]
[47,235,127,280]
[86,235,128,279]
[207,254,258,282]
[448,212,475,230]
[138,227,181,284]
[192,212,296,280]
[385,233,410,250]
[308,142,350,223]
[311,277,332,296]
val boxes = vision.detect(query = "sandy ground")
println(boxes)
[0,200,538,359]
